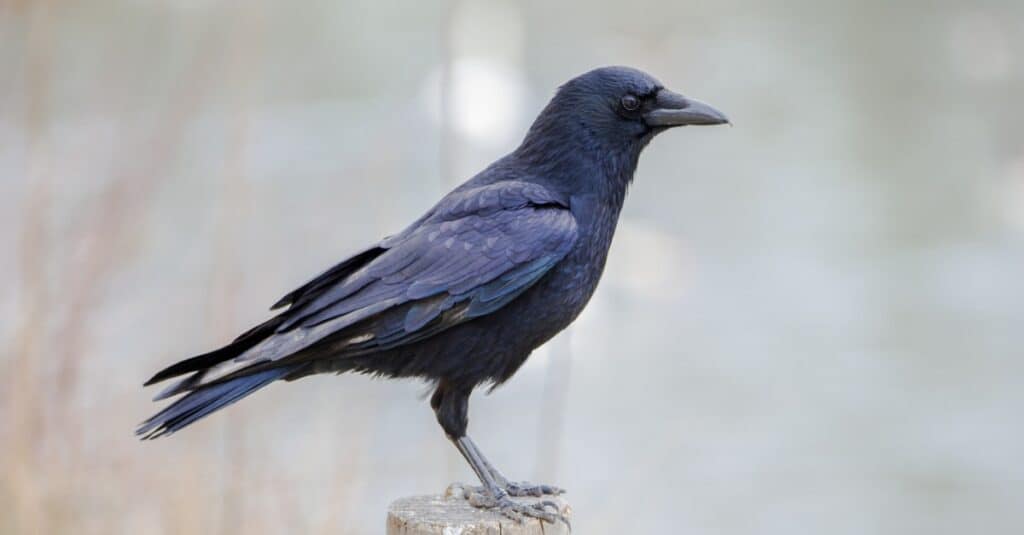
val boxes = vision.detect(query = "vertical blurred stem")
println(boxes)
[212,1,263,533]
[6,1,53,533]
[438,0,458,188]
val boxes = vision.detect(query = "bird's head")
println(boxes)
[517,66,728,172]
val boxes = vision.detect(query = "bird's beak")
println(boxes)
[644,89,730,127]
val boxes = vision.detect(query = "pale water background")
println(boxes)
[2,1,1023,534]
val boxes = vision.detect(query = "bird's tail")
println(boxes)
[136,365,298,440]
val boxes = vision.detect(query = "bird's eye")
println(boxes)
[620,94,640,111]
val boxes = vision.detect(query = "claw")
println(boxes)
[538,500,559,512]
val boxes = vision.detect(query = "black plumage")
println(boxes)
[139,66,727,523]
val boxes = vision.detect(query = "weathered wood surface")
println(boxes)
[386,485,571,535]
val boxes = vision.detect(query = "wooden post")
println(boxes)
[387,484,572,535]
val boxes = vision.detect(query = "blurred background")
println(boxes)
[3,0,1024,533]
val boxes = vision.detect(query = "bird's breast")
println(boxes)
[537,197,623,323]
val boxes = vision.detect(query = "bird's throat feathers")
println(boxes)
[513,112,643,205]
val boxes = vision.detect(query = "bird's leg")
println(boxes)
[451,436,567,527]
[462,436,564,497]
[433,382,568,527]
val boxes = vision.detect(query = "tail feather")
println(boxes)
[136,365,298,440]
[143,317,284,387]
[151,372,203,401]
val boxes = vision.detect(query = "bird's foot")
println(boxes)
[448,483,570,529]
[482,467,564,497]
[468,488,569,528]
[504,481,565,497]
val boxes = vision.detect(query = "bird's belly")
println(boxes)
[458,248,609,383]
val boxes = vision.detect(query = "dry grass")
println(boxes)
[0,3,365,534]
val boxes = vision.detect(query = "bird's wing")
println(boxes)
[269,244,386,311]
[188,181,577,386]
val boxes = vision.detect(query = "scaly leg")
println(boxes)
[462,436,565,497]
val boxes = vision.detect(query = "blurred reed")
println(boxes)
[0,2,368,533]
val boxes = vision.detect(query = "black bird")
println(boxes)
[139,66,727,524]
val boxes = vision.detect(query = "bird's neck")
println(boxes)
[513,131,640,205]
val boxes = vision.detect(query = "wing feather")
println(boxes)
[176,181,577,390]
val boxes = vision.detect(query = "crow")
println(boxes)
[139,66,727,524]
